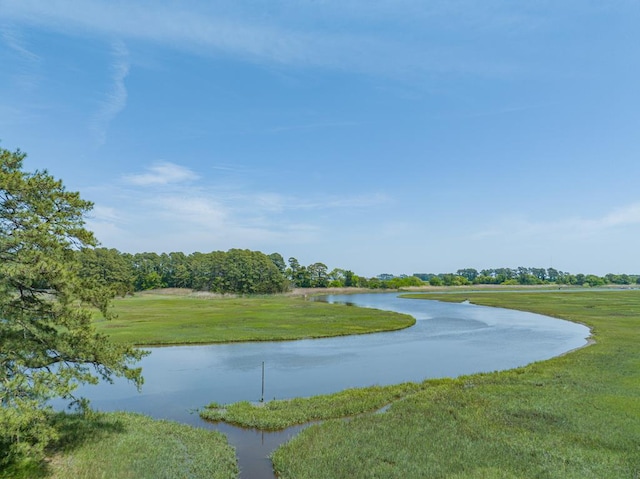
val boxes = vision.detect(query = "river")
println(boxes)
[58,293,590,478]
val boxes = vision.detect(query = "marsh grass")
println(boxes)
[247,290,639,478]
[1,411,237,479]
[200,383,427,430]
[95,294,415,345]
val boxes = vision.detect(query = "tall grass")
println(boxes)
[201,383,426,430]
[1,412,237,479]
[267,290,640,478]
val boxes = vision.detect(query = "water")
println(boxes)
[55,293,590,478]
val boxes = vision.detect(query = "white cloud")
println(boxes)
[90,40,129,146]
[123,162,200,186]
[86,167,392,254]
[473,202,640,242]
[600,203,640,228]
[88,205,120,222]
[155,195,227,227]
[0,0,525,77]
[0,1,321,64]
[84,205,127,247]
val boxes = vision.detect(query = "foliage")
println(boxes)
[0,147,145,466]
[76,247,135,296]
[77,248,289,294]
[77,245,640,293]
[414,267,640,287]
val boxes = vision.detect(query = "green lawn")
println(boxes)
[216,290,639,479]
[95,292,415,345]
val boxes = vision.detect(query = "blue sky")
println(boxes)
[1,1,639,277]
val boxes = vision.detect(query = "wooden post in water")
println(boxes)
[260,361,265,402]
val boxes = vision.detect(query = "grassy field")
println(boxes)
[2,412,237,479]
[201,383,427,430]
[231,290,640,479]
[9,289,638,478]
[94,291,415,345]
[7,289,411,478]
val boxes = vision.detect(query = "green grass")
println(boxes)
[201,383,427,430]
[95,293,415,345]
[1,411,237,479]
[259,290,640,479]
[9,289,637,478]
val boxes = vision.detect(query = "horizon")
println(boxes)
[2,1,639,277]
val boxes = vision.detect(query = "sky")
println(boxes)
[1,1,639,277]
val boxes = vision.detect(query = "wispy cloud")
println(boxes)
[91,161,392,252]
[222,191,392,214]
[599,203,640,228]
[0,0,531,78]
[123,162,200,186]
[155,195,227,226]
[0,1,323,65]
[266,121,359,134]
[1,25,40,62]
[88,205,120,222]
[90,40,129,146]
[0,25,41,90]
[474,202,640,241]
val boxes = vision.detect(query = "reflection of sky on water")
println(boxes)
[53,293,589,424]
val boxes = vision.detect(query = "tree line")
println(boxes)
[76,248,639,296]
[413,267,640,287]
[75,248,430,295]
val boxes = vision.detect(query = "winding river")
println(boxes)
[62,293,590,478]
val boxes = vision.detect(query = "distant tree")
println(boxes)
[0,147,144,465]
[456,268,478,282]
[530,268,547,282]
[605,273,631,285]
[213,249,286,294]
[287,257,304,287]
[308,262,329,288]
[140,270,164,290]
[440,274,469,286]
[584,274,606,287]
[387,275,423,288]
[268,252,287,275]
[76,247,135,296]
[166,251,191,288]
[516,266,542,285]
[494,268,515,283]
[413,273,436,281]
[131,252,166,290]
[474,275,498,285]
[343,270,356,287]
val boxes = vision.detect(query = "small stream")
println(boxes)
[56,293,589,478]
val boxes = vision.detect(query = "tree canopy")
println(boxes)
[0,147,145,465]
